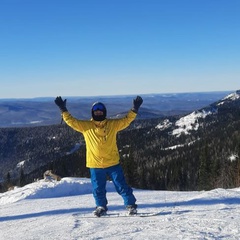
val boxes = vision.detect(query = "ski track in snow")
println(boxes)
[0,178,240,240]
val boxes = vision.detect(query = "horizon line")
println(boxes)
[0,90,234,100]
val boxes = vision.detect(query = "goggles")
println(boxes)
[92,103,105,111]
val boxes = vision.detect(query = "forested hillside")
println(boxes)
[1,91,240,193]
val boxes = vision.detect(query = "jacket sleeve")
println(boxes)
[62,112,90,133]
[113,110,137,131]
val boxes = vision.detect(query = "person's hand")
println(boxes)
[54,96,68,112]
[132,96,143,113]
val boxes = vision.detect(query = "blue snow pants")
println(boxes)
[90,164,136,208]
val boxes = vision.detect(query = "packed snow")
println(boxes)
[1,177,240,240]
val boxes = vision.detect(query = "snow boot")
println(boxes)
[93,206,107,217]
[126,204,137,216]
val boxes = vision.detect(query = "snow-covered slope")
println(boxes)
[156,90,240,137]
[1,177,240,239]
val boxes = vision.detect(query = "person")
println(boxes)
[55,95,143,217]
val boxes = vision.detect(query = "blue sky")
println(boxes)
[0,0,239,98]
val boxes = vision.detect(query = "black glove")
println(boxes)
[132,96,143,113]
[54,96,68,112]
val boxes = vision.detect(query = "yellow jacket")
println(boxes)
[62,110,137,168]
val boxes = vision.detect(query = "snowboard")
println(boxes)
[73,211,163,218]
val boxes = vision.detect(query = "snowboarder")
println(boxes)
[55,96,143,217]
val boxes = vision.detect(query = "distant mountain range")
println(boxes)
[0,91,232,128]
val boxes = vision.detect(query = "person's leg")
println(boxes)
[107,164,137,207]
[90,168,108,209]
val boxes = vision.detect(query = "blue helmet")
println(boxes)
[91,102,107,121]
